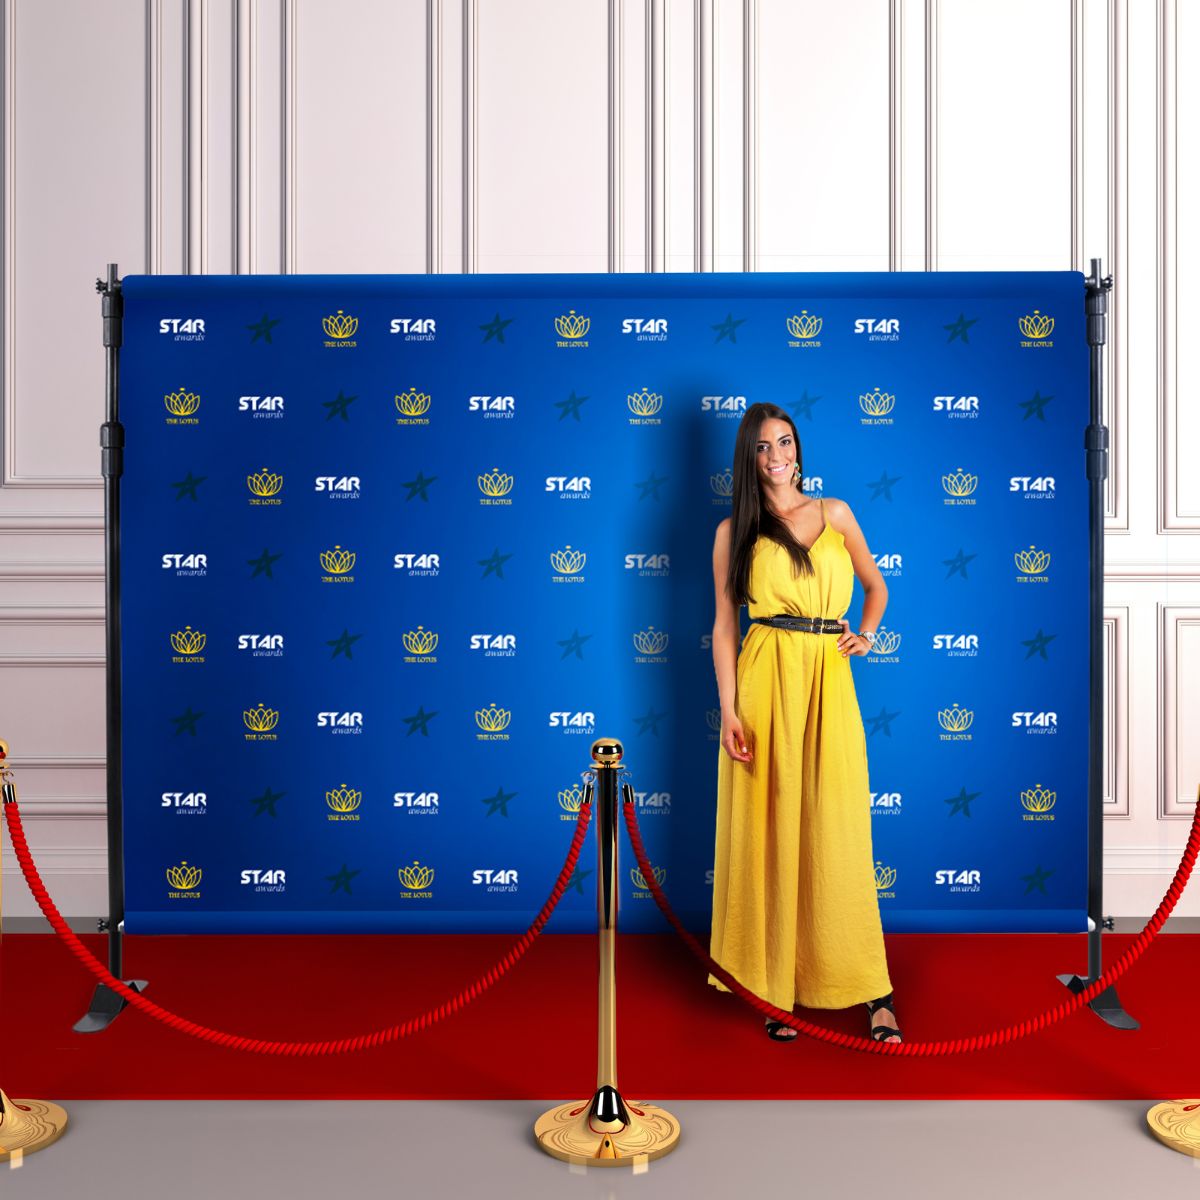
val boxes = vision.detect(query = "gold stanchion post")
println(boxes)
[534,737,680,1165]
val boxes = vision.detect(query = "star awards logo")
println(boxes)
[937,702,974,741]
[710,468,734,503]
[164,385,201,425]
[549,545,586,583]
[941,467,978,505]
[475,703,512,741]
[320,545,356,583]
[395,388,431,425]
[398,860,435,897]
[865,627,901,662]
[786,310,823,347]
[558,782,586,820]
[858,387,895,425]
[627,387,664,426]
[402,625,438,663]
[166,860,202,899]
[874,860,897,898]
[932,394,980,420]
[554,309,590,347]
[322,309,358,347]
[244,702,280,741]
[631,865,666,897]
[389,317,436,341]
[169,625,206,664]
[478,467,514,505]
[1021,783,1056,822]
[327,784,362,823]
[247,467,284,506]
[1014,544,1051,582]
[1018,309,1054,347]
[633,626,669,664]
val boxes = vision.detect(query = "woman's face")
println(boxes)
[754,416,798,493]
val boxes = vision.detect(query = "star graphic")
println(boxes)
[401,705,438,736]
[247,313,281,343]
[867,470,902,501]
[945,786,982,817]
[943,547,977,580]
[327,628,363,660]
[479,547,513,579]
[251,786,286,818]
[402,471,437,501]
[170,705,204,736]
[479,312,514,343]
[558,629,592,660]
[567,866,593,896]
[322,390,357,421]
[170,471,207,501]
[1021,629,1057,660]
[788,389,822,420]
[943,312,979,344]
[326,863,361,895]
[635,471,668,500]
[865,706,901,737]
[632,707,666,735]
[1019,390,1053,421]
[247,546,283,578]
[481,785,517,817]
[711,312,746,343]
[555,390,588,421]
[1021,864,1055,895]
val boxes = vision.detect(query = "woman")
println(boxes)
[707,401,901,1044]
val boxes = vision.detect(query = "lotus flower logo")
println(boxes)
[1015,545,1051,574]
[937,703,974,732]
[874,861,897,890]
[941,467,978,497]
[632,865,666,889]
[870,629,901,656]
[1018,310,1054,340]
[550,546,586,574]
[478,468,514,497]
[323,309,358,340]
[710,469,734,497]
[859,388,895,416]
[164,386,200,416]
[326,784,362,814]
[402,626,438,655]
[633,627,669,655]
[559,783,585,813]
[554,309,590,340]
[170,626,206,656]
[320,545,356,575]
[395,388,431,416]
[243,702,280,732]
[1021,784,1056,813]
[399,860,434,890]
[166,861,202,890]
[248,467,284,497]
[705,708,722,732]
[475,704,512,732]
[786,310,822,340]
[627,388,664,416]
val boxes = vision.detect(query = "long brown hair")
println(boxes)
[724,402,818,608]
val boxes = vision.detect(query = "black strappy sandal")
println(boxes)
[764,1016,798,1041]
[865,992,902,1043]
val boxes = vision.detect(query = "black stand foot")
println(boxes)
[73,979,148,1033]
[1055,972,1139,1030]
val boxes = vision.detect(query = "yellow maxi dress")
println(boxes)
[707,498,893,1011]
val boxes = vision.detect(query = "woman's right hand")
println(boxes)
[721,712,753,763]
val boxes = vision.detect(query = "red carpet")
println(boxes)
[0,930,1190,1100]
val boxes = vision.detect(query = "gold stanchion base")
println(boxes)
[534,1094,680,1166]
[0,1088,68,1163]
[1146,1099,1200,1157]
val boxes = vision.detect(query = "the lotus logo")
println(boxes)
[322,309,358,340]
[627,388,664,416]
[549,546,586,575]
[395,388,431,417]
[632,865,666,890]
[402,625,438,656]
[475,703,512,732]
[1018,310,1054,340]
[1015,545,1051,576]
[399,860,435,890]
[166,861,202,891]
[858,388,895,417]
[1021,784,1056,813]
[244,702,280,733]
[869,629,902,656]
[327,784,362,814]
[710,469,733,499]
[554,309,590,341]
[941,467,978,497]
[170,625,206,657]
[559,783,585,815]
[786,310,822,340]
[705,708,722,733]
[248,467,284,498]
[633,627,669,657]
[478,468,514,497]
[320,545,356,575]
[874,861,897,891]
[937,703,974,732]
[164,385,201,424]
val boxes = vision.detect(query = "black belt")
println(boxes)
[750,614,844,634]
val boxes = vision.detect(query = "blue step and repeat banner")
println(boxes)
[117,270,1089,934]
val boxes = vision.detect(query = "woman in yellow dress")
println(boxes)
[707,402,901,1044]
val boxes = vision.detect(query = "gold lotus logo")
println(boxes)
[786,310,822,339]
[164,385,200,416]
[627,388,663,416]
[550,546,586,574]
[323,309,358,340]
[478,468,514,497]
[475,704,511,732]
[633,627,669,655]
[402,626,438,655]
[632,865,666,889]
[170,626,206,656]
[1018,310,1054,340]
[706,708,722,733]
[874,861,897,890]
[1021,784,1056,813]
[399,860,434,890]
[248,467,283,497]
[555,309,590,340]
[320,545,356,574]
[1015,545,1051,574]
[166,861,202,890]
[859,388,895,416]
[243,702,280,732]
[710,469,733,498]
[870,629,902,655]
[942,467,978,497]
[395,388,431,416]
[559,783,585,813]
[327,784,362,813]
[937,703,974,732]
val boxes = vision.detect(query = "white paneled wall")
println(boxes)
[0,0,1193,919]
